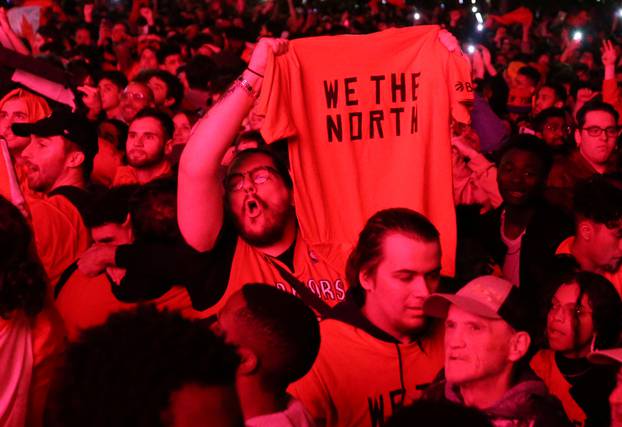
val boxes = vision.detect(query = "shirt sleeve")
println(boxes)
[445,49,474,124]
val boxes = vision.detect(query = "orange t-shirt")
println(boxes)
[28,306,66,427]
[28,194,90,291]
[556,237,622,296]
[111,162,172,187]
[530,349,586,426]
[259,26,473,275]
[289,319,444,427]
[199,235,350,317]
[55,266,209,341]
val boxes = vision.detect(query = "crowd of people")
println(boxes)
[1,0,622,426]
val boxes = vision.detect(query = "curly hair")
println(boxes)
[0,196,47,319]
[51,306,239,427]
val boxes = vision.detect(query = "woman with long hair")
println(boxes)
[531,269,622,427]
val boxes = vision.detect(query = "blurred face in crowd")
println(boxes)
[533,87,560,115]
[540,116,570,149]
[98,121,123,149]
[546,282,594,358]
[21,136,77,193]
[120,83,153,123]
[140,47,159,70]
[497,148,547,207]
[91,220,133,247]
[575,110,619,169]
[361,234,441,342]
[163,53,185,75]
[580,51,595,70]
[75,28,92,46]
[0,97,31,153]
[580,218,622,274]
[126,116,170,169]
[98,78,123,112]
[147,76,171,108]
[444,306,521,386]
[173,112,192,146]
[225,152,293,247]
[111,23,128,44]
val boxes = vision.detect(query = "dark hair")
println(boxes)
[541,82,568,103]
[0,196,47,319]
[576,100,619,129]
[99,118,129,152]
[134,69,184,109]
[239,284,320,388]
[496,134,554,179]
[533,108,568,133]
[98,70,129,91]
[83,185,138,228]
[132,107,175,140]
[573,174,622,227]
[226,147,293,190]
[51,307,239,427]
[387,400,493,427]
[129,178,179,243]
[547,271,622,351]
[184,54,215,90]
[157,43,182,64]
[346,208,440,306]
[518,65,541,87]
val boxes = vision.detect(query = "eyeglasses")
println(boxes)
[225,166,278,192]
[544,123,572,134]
[581,126,620,138]
[550,302,592,319]
[121,91,146,102]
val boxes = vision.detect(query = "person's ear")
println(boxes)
[578,219,594,241]
[359,268,375,292]
[508,331,531,362]
[164,138,173,156]
[236,347,259,376]
[66,150,85,168]
[164,96,175,108]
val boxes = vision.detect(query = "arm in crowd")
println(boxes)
[177,37,288,252]
[602,39,622,123]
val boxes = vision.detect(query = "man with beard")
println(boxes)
[118,81,155,124]
[112,108,173,186]
[178,38,349,314]
[10,109,97,289]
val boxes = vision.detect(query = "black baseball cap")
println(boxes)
[12,110,98,161]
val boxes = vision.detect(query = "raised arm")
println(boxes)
[177,38,288,252]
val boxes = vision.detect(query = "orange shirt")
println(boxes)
[111,162,172,187]
[259,26,473,275]
[530,349,586,426]
[289,319,444,427]
[556,237,622,296]
[28,306,66,427]
[55,267,209,341]
[200,235,350,317]
[28,194,90,291]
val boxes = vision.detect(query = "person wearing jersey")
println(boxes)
[531,269,621,426]
[11,109,97,288]
[289,208,446,427]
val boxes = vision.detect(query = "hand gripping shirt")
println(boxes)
[289,308,444,427]
[258,26,473,275]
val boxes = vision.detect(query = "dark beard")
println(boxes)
[233,201,294,248]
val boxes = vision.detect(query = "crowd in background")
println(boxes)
[2,0,622,426]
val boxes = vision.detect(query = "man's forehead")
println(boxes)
[584,110,616,125]
[229,152,275,173]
